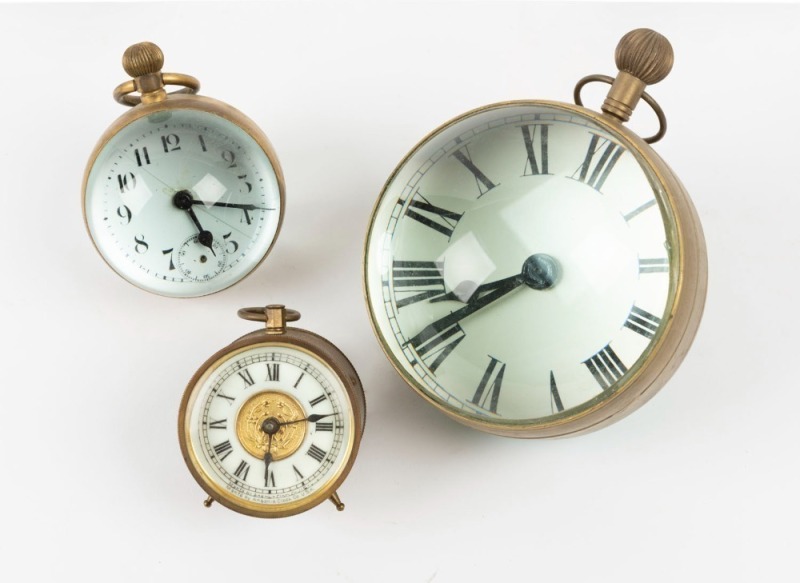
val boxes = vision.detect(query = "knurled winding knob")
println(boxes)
[615,28,673,85]
[601,28,673,122]
[122,41,164,78]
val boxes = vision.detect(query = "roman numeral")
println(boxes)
[266,471,275,487]
[293,465,304,480]
[573,134,624,191]
[233,460,250,481]
[639,257,669,274]
[452,147,497,196]
[411,324,466,373]
[316,422,334,432]
[470,356,505,413]
[392,261,446,308]
[216,392,235,404]
[521,124,551,176]
[623,199,657,221]
[294,373,305,388]
[208,419,227,430]
[309,395,327,407]
[583,345,628,390]
[238,368,255,387]
[405,193,462,238]
[266,363,279,382]
[307,444,327,463]
[624,306,662,339]
[550,370,564,413]
[213,440,233,461]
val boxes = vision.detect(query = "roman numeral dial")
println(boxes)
[190,342,356,511]
[367,105,674,428]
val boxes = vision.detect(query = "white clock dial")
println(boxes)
[85,108,281,297]
[186,345,354,507]
[365,103,675,424]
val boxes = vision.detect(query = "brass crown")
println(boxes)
[122,41,164,78]
[615,29,673,85]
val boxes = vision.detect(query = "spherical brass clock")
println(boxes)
[364,29,707,438]
[83,42,284,297]
[178,305,366,517]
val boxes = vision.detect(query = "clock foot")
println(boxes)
[203,496,214,508]
[329,492,345,511]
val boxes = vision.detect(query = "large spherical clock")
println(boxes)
[363,29,707,437]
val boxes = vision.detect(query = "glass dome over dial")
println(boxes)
[364,30,707,437]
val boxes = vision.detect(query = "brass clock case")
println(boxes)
[363,30,708,438]
[82,42,286,297]
[178,306,366,518]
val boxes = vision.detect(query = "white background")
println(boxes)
[0,2,797,581]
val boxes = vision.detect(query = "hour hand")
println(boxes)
[186,208,216,256]
[430,277,517,304]
[173,190,217,255]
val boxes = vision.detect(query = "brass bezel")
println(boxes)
[363,99,707,438]
[178,326,366,518]
[82,93,286,297]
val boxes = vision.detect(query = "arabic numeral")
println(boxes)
[237,173,253,193]
[117,172,136,193]
[117,205,132,225]
[223,232,239,254]
[134,235,149,254]
[221,150,237,168]
[161,133,181,153]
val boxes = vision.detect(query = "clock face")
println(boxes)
[365,103,676,427]
[184,343,355,512]
[84,107,282,297]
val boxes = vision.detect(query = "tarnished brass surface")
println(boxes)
[113,42,200,106]
[178,307,366,518]
[235,391,307,460]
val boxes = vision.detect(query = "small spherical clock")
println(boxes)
[364,29,707,437]
[179,305,366,517]
[83,42,284,297]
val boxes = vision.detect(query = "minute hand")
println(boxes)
[190,200,269,211]
[407,274,523,349]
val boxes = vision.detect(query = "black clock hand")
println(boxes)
[407,274,523,349]
[407,253,560,349]
[431,252,562,304]
[263,434,273,487]
[277,412,335,427]
[186,207,217,257]
[173,190,217,256]
[430,276,517,304]
[189,200,272,211]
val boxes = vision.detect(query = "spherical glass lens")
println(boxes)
[85,108,281,297]
[365,103,674,425]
